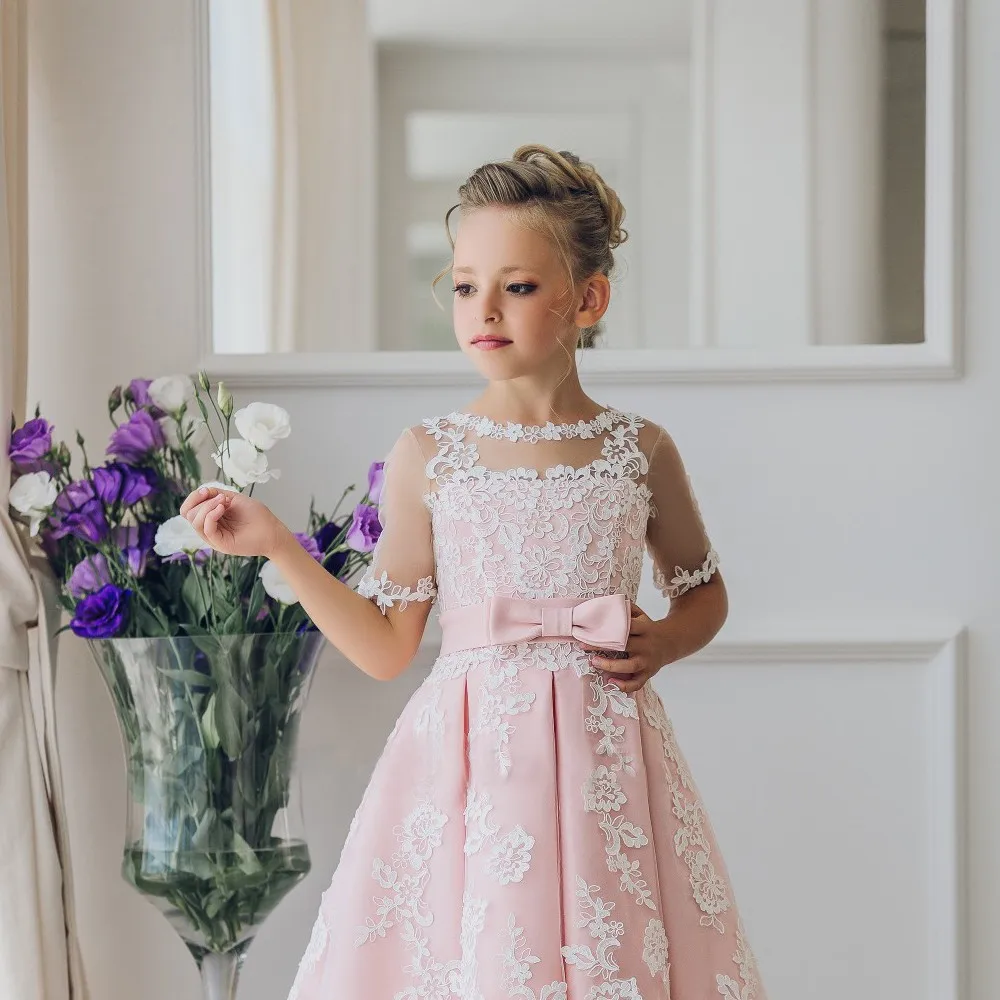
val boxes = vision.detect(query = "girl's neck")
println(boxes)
[466,380,603,428]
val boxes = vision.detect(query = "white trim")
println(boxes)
[193,0,964,385]
[925,0,966,377]
[688,0,714,348]
[203,338,959,388]
[193,0,213,374]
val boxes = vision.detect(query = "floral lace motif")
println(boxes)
[358,569,437,612]
[465,786,535,885]
[355,798,490,999]
[561,876,638,994]
[582,677,656,911]
[652,546,720,600]
[502,913,569,998]
[440,408,623,442]
[639,686,734,935]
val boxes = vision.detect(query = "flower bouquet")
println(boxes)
[7,373,384,998]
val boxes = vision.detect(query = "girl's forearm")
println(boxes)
[269,531,404,679]
[652,577,729,667]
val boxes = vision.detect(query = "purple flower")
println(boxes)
[294,532,322,562]
[346,504,382,554]
[314,519,348,577]
[367,461,386,505]
[114,523,158,576]
[92,463,157,506]
[106,409,165,463]
[124,378,167,418]
[67,553,112,598]
[49,480,109,543]
[70,584,131,639]
[127,379,153,407]
[9,418,52,473]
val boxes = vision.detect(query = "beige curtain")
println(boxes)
[0,2,88,997]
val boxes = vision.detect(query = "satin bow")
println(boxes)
[488,594,631,651]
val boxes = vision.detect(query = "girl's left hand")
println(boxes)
[578,603,673,694]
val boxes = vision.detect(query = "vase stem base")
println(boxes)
[193,941,252,1000]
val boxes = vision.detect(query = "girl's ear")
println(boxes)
[574,273,611,330]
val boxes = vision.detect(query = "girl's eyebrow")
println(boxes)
[452,265,534,276]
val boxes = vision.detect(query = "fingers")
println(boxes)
[180,485,233,517]
[204,498,230,545]
[190,494,229,541]
[595,664,652,692]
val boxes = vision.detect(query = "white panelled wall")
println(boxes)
[23,2,997,1000]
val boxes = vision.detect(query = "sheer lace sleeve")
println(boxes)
[645,424,720,600]
[356,428,438,614]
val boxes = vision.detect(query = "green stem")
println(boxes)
[188,556,213,630]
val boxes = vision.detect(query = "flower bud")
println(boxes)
[198,370,211,392]
[75,430,86,448]
[108,385,123,413]
[217,381,234,418]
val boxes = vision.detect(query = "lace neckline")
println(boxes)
[444,407,623,442]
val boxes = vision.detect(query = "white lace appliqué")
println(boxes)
[652,546,720,600]
[639,685,734,935]
[358,569,438,612]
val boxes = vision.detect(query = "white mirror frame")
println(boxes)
[195,0,964,388]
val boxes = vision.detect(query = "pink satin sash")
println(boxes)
[438,593,631,656]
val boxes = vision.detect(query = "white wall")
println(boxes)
[24,1,1000,999]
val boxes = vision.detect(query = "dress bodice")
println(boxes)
[420,410,655,613]
[357,407,720,619]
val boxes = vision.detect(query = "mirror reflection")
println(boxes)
[207,0,925,354]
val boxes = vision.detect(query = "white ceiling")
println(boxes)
[367,0,692,51]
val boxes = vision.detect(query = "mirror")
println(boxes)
[204,0,928,356]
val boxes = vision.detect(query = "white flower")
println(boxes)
[148,375,196,414]
[154,515,207,557]
[259,560,298,604]
[198,480,232,492]
[8,471,58,536]
[159,412,210,450]
[211,438,280,488]
[234,402,291,451]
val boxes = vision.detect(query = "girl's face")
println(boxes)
[450,206,607,379]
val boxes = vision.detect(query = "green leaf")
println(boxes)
[245,580,266,629]
[191,808,220,851]
[231,831,263,875]
[214,681,248,759]
[201,693,220,750]
[156,666,216,689]
[221,606,244,635]
[181,571,209,625]
[162,743,204,779]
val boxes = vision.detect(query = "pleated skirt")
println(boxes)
[286,640,767,1000]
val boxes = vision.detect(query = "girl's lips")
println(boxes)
[472,338,511,350]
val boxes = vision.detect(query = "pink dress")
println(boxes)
[286,409,768,1000]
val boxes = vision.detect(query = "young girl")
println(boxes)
[181,145,767,1000]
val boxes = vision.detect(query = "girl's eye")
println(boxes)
[451,282,536,296]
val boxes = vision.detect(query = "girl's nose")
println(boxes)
[478,289,502,323]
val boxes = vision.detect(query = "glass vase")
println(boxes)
[89,630,325,1000]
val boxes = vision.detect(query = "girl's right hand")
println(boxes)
[179,486,288,558]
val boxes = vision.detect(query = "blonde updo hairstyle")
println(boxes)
[432,144,628,349]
